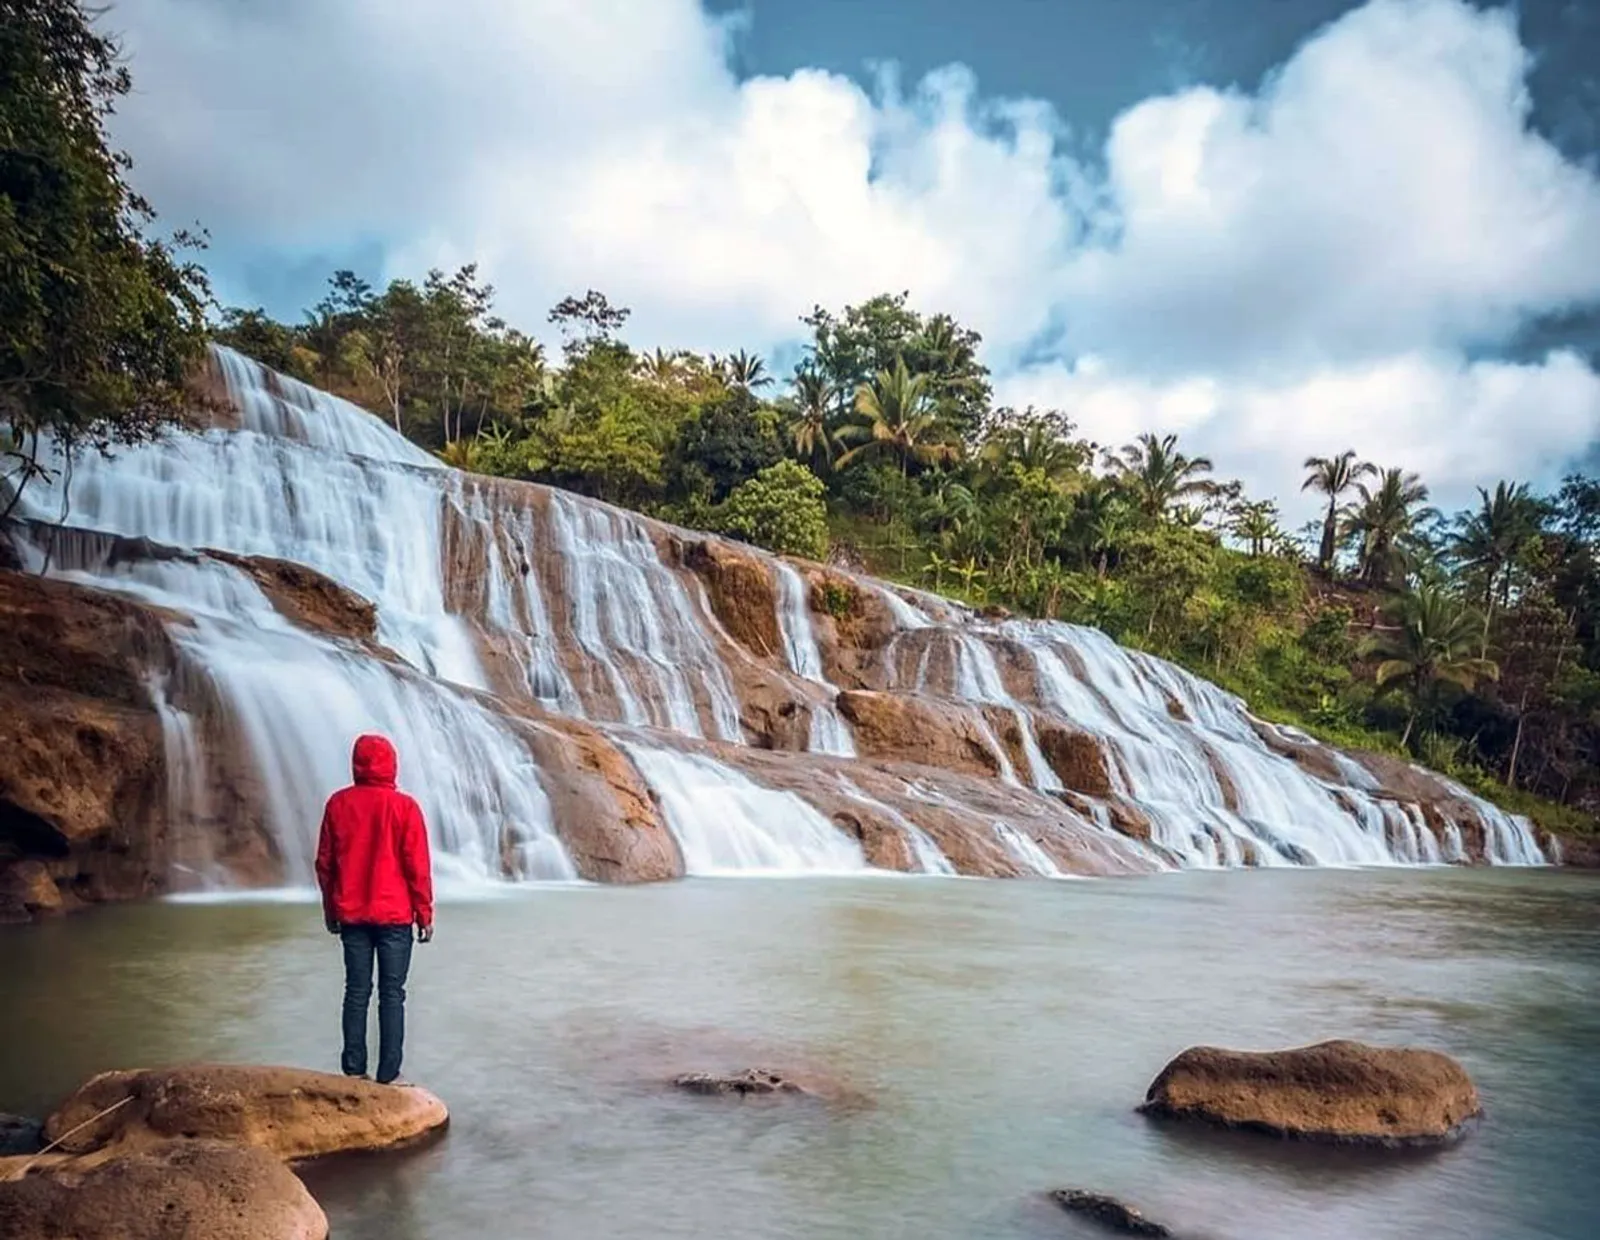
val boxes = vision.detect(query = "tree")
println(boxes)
[802,293,991,437]
[672,383,782,501]
[714,459,830,559]
[1231,500,1282,558]
[1453,480,1546,649]
[2,0,211,519]
[785,367,839,472]
[720,349,770,391]
[1108,433,1216,519]
[836,358,957,477]
[977,407,1088,483]
[1344,467,1436,586]
[1367,585,1499,749]
[548,289,630,350]
[1302,450,1374,574]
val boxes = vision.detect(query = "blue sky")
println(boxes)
[106,0,1600,513]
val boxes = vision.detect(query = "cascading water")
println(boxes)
[23,529,577,886]
[546,492,743,742]
[6,344,1548,887]
[622,745,866,874]
[773,562,856,757]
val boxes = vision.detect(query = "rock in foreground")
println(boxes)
[1050,1190,1173,1237]
[45,1064,449,1162]
[0,1139,327,1240]
[1139,1039,1480,1145]
[672,1069,812,1098]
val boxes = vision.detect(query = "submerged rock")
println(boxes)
[0,1139,327,1240]
[45,1064,449,1162]
[1050,1190,1173,1237]
[672,1069,812,1098]
[1139,1039,1481,1145]
[0,1117,41,1158]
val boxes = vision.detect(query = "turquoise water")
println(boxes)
[3,868,1597,1239]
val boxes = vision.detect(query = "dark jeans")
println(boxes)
[340,924,414,1083]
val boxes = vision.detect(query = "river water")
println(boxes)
[3,869,1597,1239]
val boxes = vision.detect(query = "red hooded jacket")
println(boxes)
[315,735,433,928]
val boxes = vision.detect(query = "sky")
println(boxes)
[102,0,1600,518]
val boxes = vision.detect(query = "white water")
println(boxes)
[546,492,743,742]
[833,777,958,876]
[993,823,1065,877]
[6,344,1547,883]
[623,745,866,875]
[774,561,856,757]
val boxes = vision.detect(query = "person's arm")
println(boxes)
[401,797,434,940]
[314,804,339,934]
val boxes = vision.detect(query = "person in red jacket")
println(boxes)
[314,734,433,1085]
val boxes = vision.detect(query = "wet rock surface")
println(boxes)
[46,1065,449,1162]
[0,1139,328,1240]
[0,1118,41,1158]
[1050,1189,1174,1237]
[1139,1039,1481,1145]
[672,1069,812,1098]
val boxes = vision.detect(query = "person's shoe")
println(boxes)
[377,1075,412,1087]
[343,1071,371,1081]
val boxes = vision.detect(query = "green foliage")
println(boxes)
[1,0,210,516]
[713,459,830,560]
[817,581,857,620]
[212,272,1600,828]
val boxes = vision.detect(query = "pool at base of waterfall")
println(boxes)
[3,869,1597,1240]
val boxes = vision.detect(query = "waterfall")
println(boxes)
[834,777,957,876]
[774,561,856,757]
[6,344,1548,886]
[993,823,1065,877]
[622,745,866,874]
[26,525,577,886]
[546,492,743,742]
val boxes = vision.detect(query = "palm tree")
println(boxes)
[1231,500,1281,557]
[786,368,839,472]
[1453,480,1545,649]
[1109,433,1215,519]
[1302,451,1374,574]
[836,358,956,477]
[1343,467,1436,586]
[723,349,771,391]
[1366,585,1499,749]
[1073,484,1131,578]
[637,347,683,385]
[980,419,1084,483]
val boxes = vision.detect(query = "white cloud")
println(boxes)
[108,0,1600,512]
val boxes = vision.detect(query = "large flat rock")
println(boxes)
[45,1065,448,1163]
[0,1139,327,1240]
[1139,1039,1481,1145]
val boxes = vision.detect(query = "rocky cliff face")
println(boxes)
[0,347,1555,917]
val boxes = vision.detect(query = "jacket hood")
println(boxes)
[351,734,398,788]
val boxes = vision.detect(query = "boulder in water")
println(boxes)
[1049,1190,1173,1237]
[45,1065,449,1162]
[0,1117,42,1158]
[672,1069,812,1098]
[1138,1039,1480,1145]
[0,1139,327,1240]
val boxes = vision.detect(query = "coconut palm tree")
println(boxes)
[980,419,1085,483]
[723,349,771,391]
[1453,480,1545,648]
[1302,450,1374,574]
[1108,433,1215,519]
[1366,585,1499,749]
[1343,467,1436,586]
[637,347,684,385]
[836,358,956,476]
[786,368,839,472]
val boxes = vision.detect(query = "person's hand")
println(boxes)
[325,915,340,936]
[416,922,434,944]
